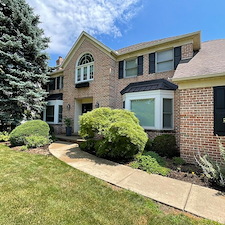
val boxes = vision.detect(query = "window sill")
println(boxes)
[123,75,137,79]
[144,129,175,133]
[75,82,90,88]
[46,122,63,125]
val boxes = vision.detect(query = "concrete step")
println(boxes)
[55,134,86,144]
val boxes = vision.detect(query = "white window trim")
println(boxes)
[124,58,138,78]
[156,49,174,73]
[75,53,94,84]
[43,100,63,124]
[123,90,174,130]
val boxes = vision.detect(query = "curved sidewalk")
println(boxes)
[49,141,225,224]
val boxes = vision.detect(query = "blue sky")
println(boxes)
[26,0,225,67]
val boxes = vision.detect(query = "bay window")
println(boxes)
[123,90,174,130]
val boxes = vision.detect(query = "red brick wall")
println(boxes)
[179,87,222,163]
[49,40,194,143]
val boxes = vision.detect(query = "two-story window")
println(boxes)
[75,53,94,83]
[49,76,64,91]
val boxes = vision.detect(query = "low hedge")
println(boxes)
[10,120,50,146]
[152,134,179,158]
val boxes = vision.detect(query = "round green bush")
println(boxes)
[79,107,148,159]
[9,120,50,146]
[152,134,178,158]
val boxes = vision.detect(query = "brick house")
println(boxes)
[44,31,225,163]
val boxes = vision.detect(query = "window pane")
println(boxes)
[157,49,173,62]
[58,105,63,123]
[46,106,54,122]
[126,68,137,77]
[90,65,94,79]
[56,77,60,89]
[126,59,137,69]
[131,99,155,127]
[61,77,64,88]
[49,78,55,90]
[77,68,81,81]
[163,99,172,128]
[157,61,173,72]
[163,99,172,113]
[83,67,87,80]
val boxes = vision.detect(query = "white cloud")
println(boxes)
[26,0,142,54]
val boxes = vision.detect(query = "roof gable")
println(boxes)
[60,31,117,68]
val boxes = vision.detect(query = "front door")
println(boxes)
[82,103,93,114]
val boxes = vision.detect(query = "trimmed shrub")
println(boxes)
[172,157,186,165]
[79,139,97,154]
[144,138,153,152]
[10,120,50,146]
[130,153,170,176]
[25,135,50,148]
[143,151,166,167]
[20,145,28,151]
[0,131,10,142]
[152,134,178,158]
[79,107,148,159]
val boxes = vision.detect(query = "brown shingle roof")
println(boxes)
[116,32,200,55]
[173,39,225,80]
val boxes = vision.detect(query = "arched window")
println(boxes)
[76,53,94,83]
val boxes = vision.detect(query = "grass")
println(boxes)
[0,144,221,225]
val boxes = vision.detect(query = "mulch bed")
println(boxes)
[3,141,51,156]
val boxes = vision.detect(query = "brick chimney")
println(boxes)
[56,56,63,66]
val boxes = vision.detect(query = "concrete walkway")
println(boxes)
[49,141,225,224]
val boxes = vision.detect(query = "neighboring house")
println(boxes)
[44,31,225,163]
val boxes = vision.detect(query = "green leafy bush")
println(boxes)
[130,153,170,176]
[25,135,50,148]
[152,134,178,158]
[0,131,10,142]
[144,138,153,152]
[79,139,97,154]
[79,107,148,159]
[143,151,166,166]
[172,157,186,165]
[196,136,225,187]
[20,145,28,151]
[10,120,50,146]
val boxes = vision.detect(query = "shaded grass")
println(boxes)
[0,144,221,225]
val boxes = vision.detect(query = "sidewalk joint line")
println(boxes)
[183,183,193,211]
[115,170,138,185]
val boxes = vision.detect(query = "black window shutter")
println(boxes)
[174,46,181,69]
[118,61,124,79]
[214,86,225,135]
[149,53,155,74]
[137,56,143,76]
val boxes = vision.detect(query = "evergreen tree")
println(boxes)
[0,0,50,129]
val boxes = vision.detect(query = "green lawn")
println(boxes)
[0,144,220,225]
